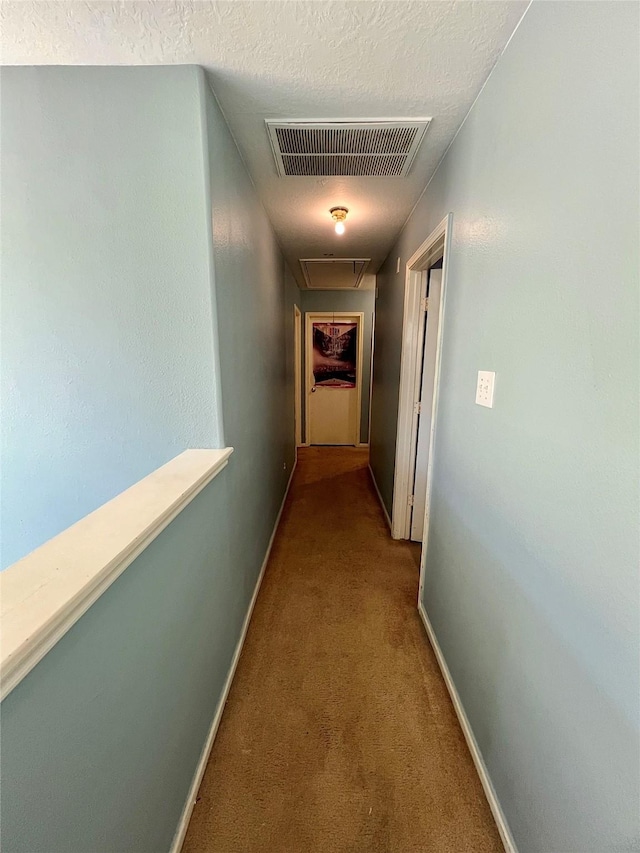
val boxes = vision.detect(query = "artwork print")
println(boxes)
[312,323,357,388]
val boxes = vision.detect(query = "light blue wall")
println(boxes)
[299,289,375,444]
[0,470,236,853]
[284,266,301,444]
[0,66,221,569]
[1,66,296,852]
[369,3,639,851]
[201,73,296,606]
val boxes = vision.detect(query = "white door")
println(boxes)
[411,268,442,541]
[305,312,363,446]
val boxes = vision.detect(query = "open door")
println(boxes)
[410,266,442,541]
[305,312,364,446]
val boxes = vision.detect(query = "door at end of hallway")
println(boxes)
[305,312,364,446]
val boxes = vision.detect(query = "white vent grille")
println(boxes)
[266,120,431,177]
[300,259,369,289]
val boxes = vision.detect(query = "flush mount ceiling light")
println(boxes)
[330,207,348,235]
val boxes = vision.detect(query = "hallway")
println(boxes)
[183,447,502,852]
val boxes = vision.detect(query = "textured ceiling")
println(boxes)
[0,0,529,287]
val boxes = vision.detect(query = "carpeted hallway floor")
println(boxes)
[183,447,503,853]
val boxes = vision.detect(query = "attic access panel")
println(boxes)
[300,259,369,289]
[267,120,431,177]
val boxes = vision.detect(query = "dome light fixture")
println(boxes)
[330,206,348,235]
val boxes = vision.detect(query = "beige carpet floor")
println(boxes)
[183,447,503,853]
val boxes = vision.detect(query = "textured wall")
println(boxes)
[369,3,640,851]
[0,66,296,852]
[0,470,236,853]
[0,66,221,569]
[299,289,376,444]
[202,72,296,612]
[284,266,301,444]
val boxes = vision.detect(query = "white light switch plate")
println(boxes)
[476,371,495,408]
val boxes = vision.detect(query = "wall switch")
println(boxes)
[475,371,495,408]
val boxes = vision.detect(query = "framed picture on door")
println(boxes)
[312,322,357,388]
[305,312,364,446]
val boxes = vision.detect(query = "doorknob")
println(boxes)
[311,386,317,393]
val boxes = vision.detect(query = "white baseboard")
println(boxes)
[368,464,392,531]
[417,602,517,853]
[170,459,297,853]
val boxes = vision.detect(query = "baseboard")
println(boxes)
[170,459,297,853]
[357,442,370,448]
[368,464,392,531]
[417,602,517,853]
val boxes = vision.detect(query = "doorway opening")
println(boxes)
[391,214,452,549]
[305,312,364,446]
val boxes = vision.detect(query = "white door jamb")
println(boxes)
[391,214,452,551]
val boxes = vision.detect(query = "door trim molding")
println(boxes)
[304,311,364,446]
[391,214,452,541]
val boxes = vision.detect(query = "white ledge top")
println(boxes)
[0,448,233,701]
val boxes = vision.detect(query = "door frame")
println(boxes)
[391,214,452,546]
[410,266,442,543]
[305,311,364,446]
[293,304,302,446]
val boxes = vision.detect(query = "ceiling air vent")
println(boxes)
[266,120,431,177]
[300,259,369,289]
